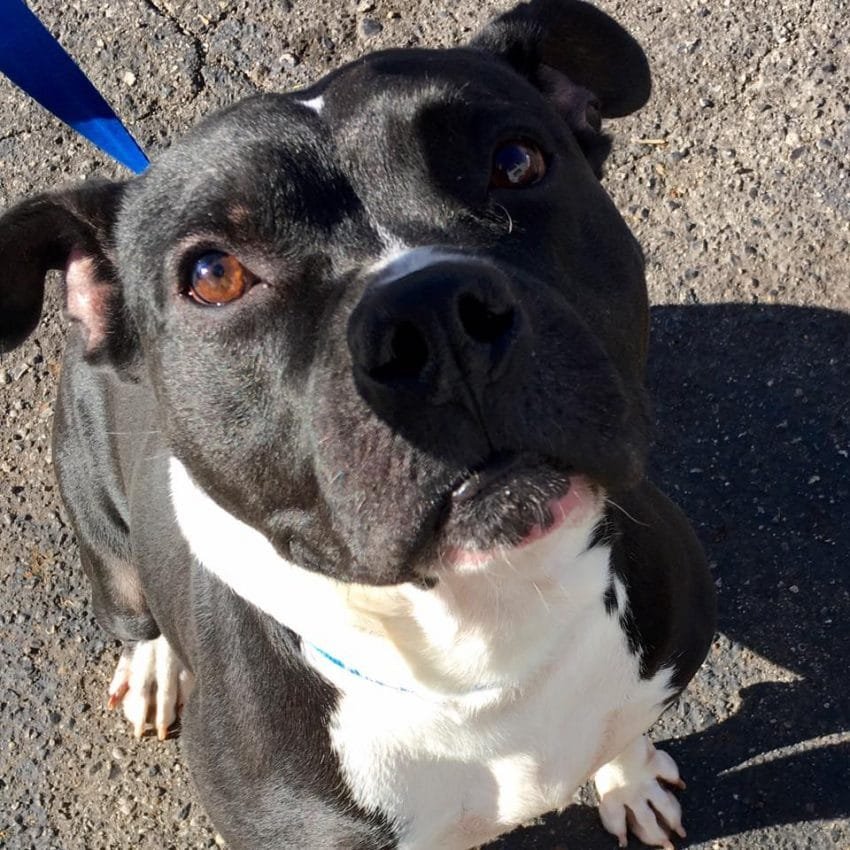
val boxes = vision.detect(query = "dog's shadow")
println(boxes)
[492,303,850,848]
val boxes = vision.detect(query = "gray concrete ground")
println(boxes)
[0,0,848,848]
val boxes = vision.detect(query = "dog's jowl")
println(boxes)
[0,1,715,848]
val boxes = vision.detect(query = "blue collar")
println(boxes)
[304,640,503,699]
[306,642,417,694]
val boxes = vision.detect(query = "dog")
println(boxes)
[0,1,716,847]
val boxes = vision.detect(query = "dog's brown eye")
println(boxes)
[188,252,255,306]
[490,141,547,189]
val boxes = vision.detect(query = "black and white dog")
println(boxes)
[0,1,715,847]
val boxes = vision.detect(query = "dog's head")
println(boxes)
[0,0,652,585]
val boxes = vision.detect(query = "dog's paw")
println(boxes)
[107,636,195,740]
[593,735,686,849]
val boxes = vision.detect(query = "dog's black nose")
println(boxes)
[348,253,526,406]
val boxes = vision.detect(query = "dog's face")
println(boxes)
[0,0,652,585]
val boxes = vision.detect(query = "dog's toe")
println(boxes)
[594,735,686,849]
[107,636,194,740]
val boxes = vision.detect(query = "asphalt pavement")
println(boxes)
[1,0,848,848]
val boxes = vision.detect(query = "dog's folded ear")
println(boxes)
[0,180,138,371]
[472,0,651,173]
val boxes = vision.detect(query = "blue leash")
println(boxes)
[0,0,149,173]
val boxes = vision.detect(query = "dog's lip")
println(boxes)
[433,454,595,567]
[449,453,532,503]
[444,476,592,567]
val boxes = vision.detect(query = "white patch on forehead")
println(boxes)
[298,94,325,114]
[367,244,481,280]
[373,223,409,257]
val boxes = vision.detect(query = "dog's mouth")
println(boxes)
[434,454,599,566]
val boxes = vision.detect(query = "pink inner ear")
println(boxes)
[65,246,111,353]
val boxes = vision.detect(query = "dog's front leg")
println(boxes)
[593,734,686,849]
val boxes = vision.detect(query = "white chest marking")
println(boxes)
[322,573,673,850]
[169,458,674,849]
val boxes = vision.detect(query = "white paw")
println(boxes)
[594,735,686,849]
[107,636,195,740]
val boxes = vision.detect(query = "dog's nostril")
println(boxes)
[370,321,429,382]
[457,293,515,345]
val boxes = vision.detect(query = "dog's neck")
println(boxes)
[169,457,614,698]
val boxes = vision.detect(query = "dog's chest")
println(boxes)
[169,462,673,848]
[316,571,673,850]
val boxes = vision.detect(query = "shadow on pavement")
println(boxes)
[492,304,850,848]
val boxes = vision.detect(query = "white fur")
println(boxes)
[108,635,194,740]
[366,244,492,283]
[298,94,325,114]
[594,734,685,849]
[372,223,410,259]
[169,458,675,849]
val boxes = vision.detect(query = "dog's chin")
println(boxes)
[430,457,602,571]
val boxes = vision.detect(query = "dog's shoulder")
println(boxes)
[605,480,716,691]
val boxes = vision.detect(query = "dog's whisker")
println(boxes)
[493,202,514,235]
[605,498,651,528]
[531,581,551,613]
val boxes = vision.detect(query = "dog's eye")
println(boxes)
[490,141,547,189]
[188,252,256,306]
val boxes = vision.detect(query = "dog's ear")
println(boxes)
[0,180,138,370]
[472,0,651,173]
